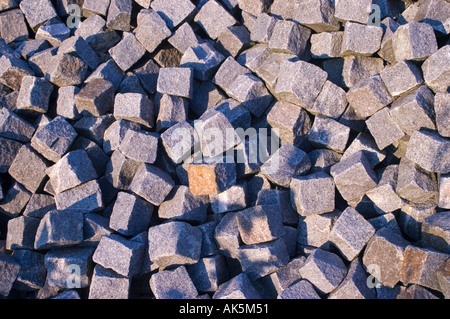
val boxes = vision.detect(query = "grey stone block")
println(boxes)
[329,259,376,299]
[330,150,378,202]
[362,227,410,288]
[0,55,35,91]
[237,43,271,73]
[341,21,383,56]
[0,108,35,142]
[103,120,140,156]
[22,193,55,219]
[31,116,78,163]
[328,207,376,261]
[85,59,125,91]
[8,144,50,193]
[75,15,121,53]
[106,0,132,31]
[366,165,405,214]
[406,129,450,174]
[11,250,46,291]
[197,221,219,257]
[293,0,340,33]
[346,75,393,119]
[397,284,440,299]
[378,17,400,65]
[73,114,114,146]
[256,189,297,225]
[392,22,438,61]
[268,20,311,57]
[93,233,145,277]
[135,9,172,53]
[437,259,450,299]
[118,129,159,164]
[83,212,113,246]
[45,247,95,288]
[297,210,340,249]
[422,211,450,253]
[389,85,436,136]
[260,142,311,188]
[274,59,327,110]
[237,0,271,17]
[266,256,305,294]
[180,42,225,81]
[56,86,80,120]
[308,115,350,153]
[161,120,196,164]
[151,0,196,30]
[194,0,237,40]
[214,212,242,258]
[366,108,405,151]
[277,279,321,299]
[58,36,100,71]
[19,0,57,31]
[155,93,189,132]
[113,93,154,129]
[209,181,247,214]
[187,255,229,292]
[34,210,84,250]
[238,238,290,281]
[0,252,20,296]
[6,216,40,250]
[368,212,402,235]
[250,13,277,44]
[150,265,199,299]
[341,132,386,173]
[0,182,31,218]
[380,59,424,97]
[35,18,71,47]
[54,180,103,213]
[82,0,110,17]
[75,79,115,117]
[213,273,261,299]
[88,265,131,299]
[254,52,296,93]
[227,73,272,117]
[129,163,175,206]
[398,202,436,242]
[105,149,141,190]
[439,174,450,210]
[51,290,81,299]
[0,136,21,174]
[213,56,249,95]
[299,248,348,295]
[47,150,98,195]
[334,0,372,24]
[311,32,344,59]
[168,22,203,54]
[157,67,194,99]
[290,172,336,217]
[308,149,342,175]
[267,100,311,146]
[0,9,28,44]
[342,55,385,89]
[48,53,89,88]
[118,73,147,95]
[0,0,19,12]
[236,205,285,245]
[215,25,251,58]
[435,93,450,138]
[109,32,146,71]
[148,221,202,269]
[158,185,209,222]
[422,45,450,94]
[396,157,439,204]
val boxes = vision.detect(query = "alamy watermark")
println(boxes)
[66,264,82,289]
[367,4,381,27]
[66,4,81,29]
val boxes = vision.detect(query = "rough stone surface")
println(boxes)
[392,22,438,62]
[194,0,237,40]
[150,266,199,299]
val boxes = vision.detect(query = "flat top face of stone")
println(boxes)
[194,0,237,40]
[150,0,196,30]
[157,67,194,98]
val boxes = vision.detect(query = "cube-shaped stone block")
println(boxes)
[299,248,348,295]
[158,185,209,222]
[213,273,261,299]
[422,212,450,254]
[330,150,378,202]
[168,22,203,54]
[342,55,385,89]
[260,142,311,188]
[6,216,40,250]
[311,32,344,59]
[106,0,132,31]
[422,45,450,94]
[109,32,146,71]
[434,93,450,138]
[135,9,172,53]
[210,181,247,214]
[16,76,53,114]
[93,234,145,277]
[334,0,372,24]
[362,227,410,288]
[54,180,103,213]
[297,211,340,249]
[48,53,89,88]
[19,0,57,31]
[150,266,199,299]
[157,67,194,99]
[150,0,196,30]
[187,255,229,293]
[194,0,237,40]
[366,108,405,151]
[110,192,154,236]
[341,22,383,56]
[346,75,393,119]
[0,9,28,44]
[0,182,31,218]
[148,221,202,269]
[34,210,84,250]
[236,205,285,245]
[180,42,225,81]
[214,212,242,258]
[308,115,350,153]
[268,20,311,57]
[88,265,131,299]
[0,252,20,296]
[75,79,115,117]
[328,207,376,261]
[392,21,438,62]
[380,59,424,97]
[250,13,277,44]
[161,121,196,164]
[0,108,35,143]
[118,129,159,164]
[113,93,154,129]
[290,172,336,216]
[31,116,78,163]
[216,25,251,58]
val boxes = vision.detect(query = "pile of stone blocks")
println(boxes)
[0,0,449,301]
